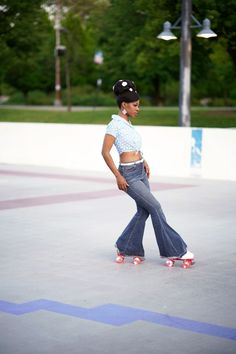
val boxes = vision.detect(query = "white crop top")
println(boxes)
[106,115,142,154]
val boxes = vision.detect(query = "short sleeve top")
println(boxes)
[106,114,142,154]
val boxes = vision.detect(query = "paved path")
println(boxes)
[0,104,112,112]
[0,164,236,354]
[1,104,236,112]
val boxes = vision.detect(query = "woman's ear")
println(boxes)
[121,102,127,115]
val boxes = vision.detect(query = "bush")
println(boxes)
[26,90,53,105]
[61,85,152,106]
[7,91,25,104]
[6,90,54,105]
[61,85,114,106]
[209,98,236,107]
[162,81,179,106]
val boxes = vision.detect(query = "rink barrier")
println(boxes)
[0,123,235,181]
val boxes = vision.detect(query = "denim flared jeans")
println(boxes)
[116,162,187,258]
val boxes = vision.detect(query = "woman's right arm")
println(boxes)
[101,134,129,191]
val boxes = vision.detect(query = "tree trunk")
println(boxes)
[151,76,164,106]
[227,45,236,75]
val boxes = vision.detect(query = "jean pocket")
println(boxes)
[122,165,137,173]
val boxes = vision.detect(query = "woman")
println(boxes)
[101,79,194,265]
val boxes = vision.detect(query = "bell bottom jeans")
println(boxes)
[116,162,187,258]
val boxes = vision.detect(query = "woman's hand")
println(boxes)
[116,175,129,192]
[144,160,150,178]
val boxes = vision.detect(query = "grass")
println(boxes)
[0,106,236,128]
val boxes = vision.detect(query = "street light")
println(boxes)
[197,18,217,39]
[157,0,217,127]
[157,21,177,40]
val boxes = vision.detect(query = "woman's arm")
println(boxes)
[101,134,129,191]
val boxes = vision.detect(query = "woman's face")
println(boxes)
[123,100,140,118]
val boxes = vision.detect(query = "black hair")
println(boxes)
[113,79,140,108]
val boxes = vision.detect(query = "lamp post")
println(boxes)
[179,0,191,127]
[60,27,72,112]
[54,0,62,106]
[157,0,217,127]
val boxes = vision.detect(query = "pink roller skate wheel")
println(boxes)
[116,255,124,263]
[166,259,174,267]
[133,257,141,265]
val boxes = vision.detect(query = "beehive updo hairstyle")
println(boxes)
[113,79,140,108]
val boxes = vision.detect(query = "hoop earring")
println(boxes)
[122,108,127,115]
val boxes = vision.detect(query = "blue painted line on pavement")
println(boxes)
[0,299,236,341]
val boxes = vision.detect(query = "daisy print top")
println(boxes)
[106,115,142,154]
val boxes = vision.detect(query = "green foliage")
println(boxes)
[0,1,54,94]
[0,0,236,107]
[61,85,114,106]
[0,0,43,37]
[6,91,25,104]
[61,12,95,86]
[193,0,236,70]
[97,0,236,104]
[98,0,179,100]
[27,91,54,105]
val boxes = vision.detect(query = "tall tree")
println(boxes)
[0,0,54,95]
[46,0,110,87]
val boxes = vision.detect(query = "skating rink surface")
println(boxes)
[0,163,236,354]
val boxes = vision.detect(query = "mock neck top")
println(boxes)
[106,114,142,155]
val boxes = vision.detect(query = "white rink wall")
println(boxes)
[0,122,236,181]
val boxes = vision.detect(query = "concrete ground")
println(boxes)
[0,163,236,354]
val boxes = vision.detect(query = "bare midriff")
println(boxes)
[119,151,142,163]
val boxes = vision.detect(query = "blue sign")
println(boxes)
[191,129,203,170]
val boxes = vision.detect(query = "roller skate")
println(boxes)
[115,246,144,265]
[165,251,195,269]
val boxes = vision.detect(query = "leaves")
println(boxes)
[0,0,236,104]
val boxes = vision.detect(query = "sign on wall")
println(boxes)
[191,129,203,175]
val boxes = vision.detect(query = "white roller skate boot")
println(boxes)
[180,251,194,260]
